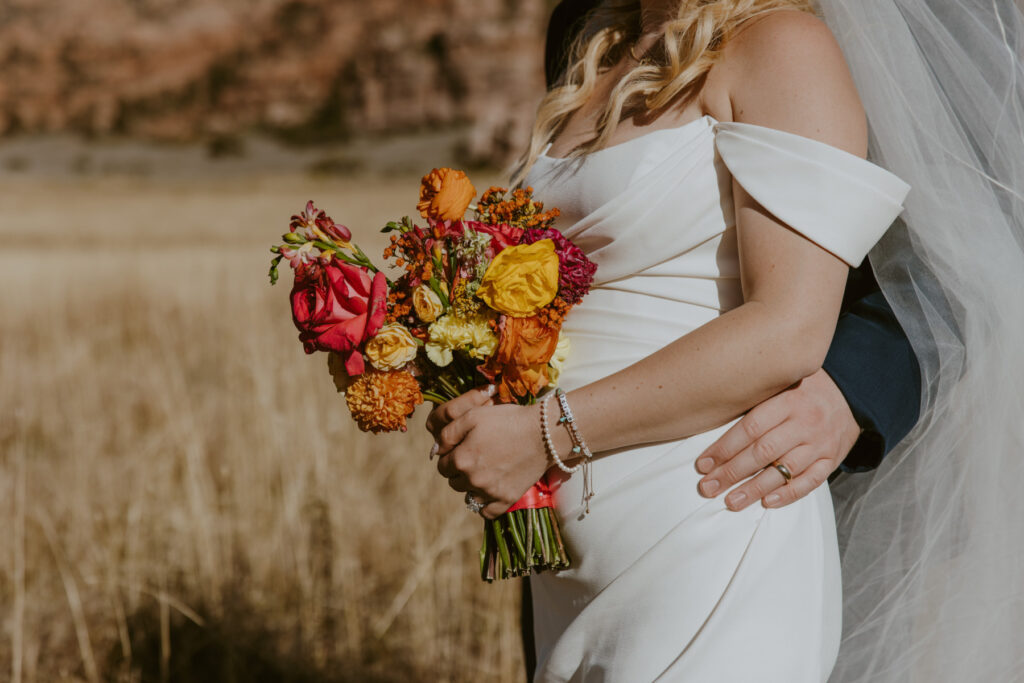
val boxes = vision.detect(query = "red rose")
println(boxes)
[290,260,388,375]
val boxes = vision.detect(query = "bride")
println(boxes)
[429,0,1024,681]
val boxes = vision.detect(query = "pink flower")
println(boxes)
[462,220,524,254]
[290,200,352,244]
[430,218,524,256]
[523,228,596,305]
[290,260,388,375]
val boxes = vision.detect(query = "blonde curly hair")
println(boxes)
[513,0,816,184]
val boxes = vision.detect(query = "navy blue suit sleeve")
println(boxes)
[824,284,922,472]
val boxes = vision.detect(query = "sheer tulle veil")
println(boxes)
[815,1,1024,680]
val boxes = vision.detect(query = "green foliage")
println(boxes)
[268,255,283,285]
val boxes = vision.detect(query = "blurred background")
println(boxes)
[0,1,556,681]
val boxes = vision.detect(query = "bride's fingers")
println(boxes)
[722,446,815,511]
[698,421,802,497]
[762,458,835,509]
[435,412,478,458]
[425,385,496,439]
[446,473,471,493]
[480,501,511,521]
[695,397,789,475]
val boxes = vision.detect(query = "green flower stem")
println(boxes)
[507,512,527,561]
[492,518,512,570]
[421,391,448,405]
[536,510,552,564]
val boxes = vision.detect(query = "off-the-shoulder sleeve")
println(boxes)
[714,121,911,267]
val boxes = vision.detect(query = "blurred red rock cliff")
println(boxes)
[0,0,550,164]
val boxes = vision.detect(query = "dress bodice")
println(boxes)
[528,114,910,287]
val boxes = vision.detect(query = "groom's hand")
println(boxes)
[695,369,861,511]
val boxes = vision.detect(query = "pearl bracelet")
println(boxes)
[538,388,596,512]
[540,393,582,475]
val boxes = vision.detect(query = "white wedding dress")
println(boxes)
[523,115,910,682]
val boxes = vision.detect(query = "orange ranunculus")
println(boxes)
[418,168,476,222]
[482,315,561,402]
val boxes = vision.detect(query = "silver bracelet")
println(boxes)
[554,388,596,513]
[541,392,582,475]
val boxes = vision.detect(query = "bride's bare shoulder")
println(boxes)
[713,9,867,156]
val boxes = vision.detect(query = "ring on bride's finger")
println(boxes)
[465,492,485,513]
[772,461,794,484]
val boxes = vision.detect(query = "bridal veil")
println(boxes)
[816,1,1024,680]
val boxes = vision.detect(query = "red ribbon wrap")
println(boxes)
[507,470,558,513]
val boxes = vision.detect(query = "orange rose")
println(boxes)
[482,316,561,402]
[418,168,476,222]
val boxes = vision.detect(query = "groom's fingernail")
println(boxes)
[429,442,439,459]
[696,457,714,474]
[765,493,781,506]
[700,479,720,496]
[727,492,747,509]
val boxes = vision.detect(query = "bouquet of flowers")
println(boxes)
[268,168,596,581]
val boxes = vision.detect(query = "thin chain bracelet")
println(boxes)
[555,388,596,512]
[556,388,594,461]
[541,392,582,475]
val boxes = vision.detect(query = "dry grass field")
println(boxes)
[0,169,524,682]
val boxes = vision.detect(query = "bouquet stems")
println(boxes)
[480,505,571,582]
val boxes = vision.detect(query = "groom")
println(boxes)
[516,0,923,675]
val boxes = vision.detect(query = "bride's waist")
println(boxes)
[559,286,729,388]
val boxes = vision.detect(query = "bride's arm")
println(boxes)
[434,13,867,516]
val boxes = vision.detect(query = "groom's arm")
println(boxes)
[694,264,922,511]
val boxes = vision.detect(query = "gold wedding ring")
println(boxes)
[772,461,794,484]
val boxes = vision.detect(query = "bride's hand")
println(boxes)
[432,401,552,519]
[424,385,497,458]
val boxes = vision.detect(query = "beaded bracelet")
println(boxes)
[538,388,596,512]
[556,388,595,512]
[540,392,582,475]
[556,388,593,461]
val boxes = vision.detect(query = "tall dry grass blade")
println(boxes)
[159,591,170,683]
[12,444,26,683]
[373,510,478,639]
[36,511,101,683]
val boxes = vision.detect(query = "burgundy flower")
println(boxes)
[290,260,388,375]
[523,228,596,305]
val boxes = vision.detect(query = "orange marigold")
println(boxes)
[345,369,423,433]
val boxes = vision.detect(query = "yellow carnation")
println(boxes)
[477,239,560,317]
[413,284,444,323]
[548,332,571,386]
[425,312,498,367]
[365,323,419,371]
